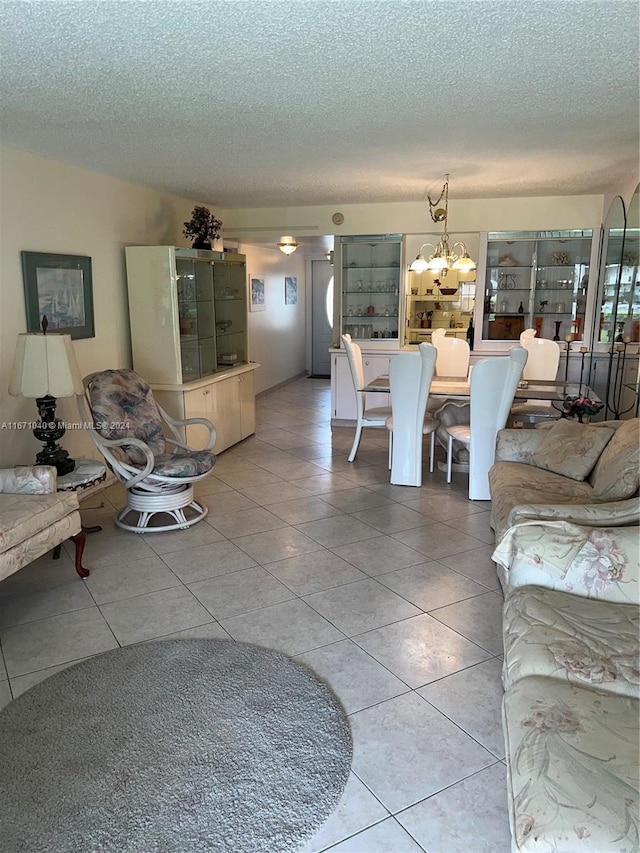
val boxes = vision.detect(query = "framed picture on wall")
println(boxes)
[21,251,95,339]
[284,276,297,306]
[249,274,266,311]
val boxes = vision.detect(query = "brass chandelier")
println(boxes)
[409,174,476,274]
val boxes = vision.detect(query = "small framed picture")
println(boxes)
[284,276,297,306]
[21,251,95,339]
[249,274,265,311]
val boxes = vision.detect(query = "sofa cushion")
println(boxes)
[493,521,640,604]
[530,419,615,481]
[503,586,639,698]
[0,492,79,555]
[590,418,640,501]
[489,461,593,539]
[503,676,639,852]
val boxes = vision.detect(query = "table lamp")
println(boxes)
[9,317,84,475]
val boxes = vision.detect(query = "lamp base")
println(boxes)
[35,445,75,476]
[33,394,75,476]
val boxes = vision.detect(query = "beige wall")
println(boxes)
[0,146,310,467]
[0,146,198,467]
[222,195,605,240]
[235,243,306,394]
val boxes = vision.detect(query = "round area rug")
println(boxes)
[0,639,352,853]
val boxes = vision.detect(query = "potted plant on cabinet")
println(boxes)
[183,206,223,250]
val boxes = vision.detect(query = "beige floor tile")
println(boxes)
[321,817,423,852]
[304,578,422,636]
[231,526,325,564]
[295,516,379,549]
[391,523,487,561]
[351,503,432,534]
[350,692,495,813]
[375,562,488,611]
[297,639,408,714]
[438,545,501,589]
[431,591,506,655]
[188,566,295,619]
[353,613,491,688]
[83,555,181,605]
[206,506,288,538]
[331,536,426,576]
[298,772,389,853]
[99,586,211,645]
[396,763,511,852]
[418,658,506,758]
[320,487,394,513]
[266,550,367,595]
[1,607,117,678]
[161,539,257,584]
[220,598,345,655]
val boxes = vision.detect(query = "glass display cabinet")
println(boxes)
[482,231,592,342]
[125,246,248,384]
[337,235,402,341]
[404,269,476,346]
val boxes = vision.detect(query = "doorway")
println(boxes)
[310,259,333,377]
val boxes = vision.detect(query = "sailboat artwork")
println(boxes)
[36,266,86,328]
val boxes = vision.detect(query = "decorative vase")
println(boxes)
[192,238,212,250]
[553,321,562,341]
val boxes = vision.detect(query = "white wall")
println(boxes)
[236,243,306,394]
[0,146,201,467]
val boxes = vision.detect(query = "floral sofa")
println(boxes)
[0,466,88,582]
[489,419,639,852]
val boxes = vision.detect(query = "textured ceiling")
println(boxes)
[0,0,638,209]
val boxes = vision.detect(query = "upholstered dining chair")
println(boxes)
[431,328,470,377]
[510,329,562,426]
[444,346,528,499]
[385,343,438,486]
[78,369,217,532]
[341,334,392,463]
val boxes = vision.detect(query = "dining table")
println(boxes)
[365,373,601,487]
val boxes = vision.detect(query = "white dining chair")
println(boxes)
[445,346,528,499]
[431,328,470,377]
[510,330,561,426]
[385,343,438,486]
[341,334,392,463]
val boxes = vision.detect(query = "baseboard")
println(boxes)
[256,372,308,398]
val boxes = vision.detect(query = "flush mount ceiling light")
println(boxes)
[409,174,476,275]
[277,236,298,255]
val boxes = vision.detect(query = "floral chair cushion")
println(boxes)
[151,450,214,478]
[503,676,639,852]
[88,370,166,466]
[503,585,639,698]
[590,418,640,501]
[529,420,615,481]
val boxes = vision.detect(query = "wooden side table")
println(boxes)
[53,459,110,575]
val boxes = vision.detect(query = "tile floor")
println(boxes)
[0,377,511,852]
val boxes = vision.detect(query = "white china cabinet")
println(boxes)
[125,246,259,453]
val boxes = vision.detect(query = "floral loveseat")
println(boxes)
[489,419,639,852]
[0,466,88,582]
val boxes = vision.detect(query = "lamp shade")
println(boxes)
[277,236,298,255]
[9,333,84,398]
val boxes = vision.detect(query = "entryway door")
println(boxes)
[311,259,333,377]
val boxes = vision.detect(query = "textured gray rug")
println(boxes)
[0,639,352,853]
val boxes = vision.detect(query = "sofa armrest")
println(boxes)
[492,519,639,603]
[507,496,640,529]
[494,429,546,463]
[0,466,57,494]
